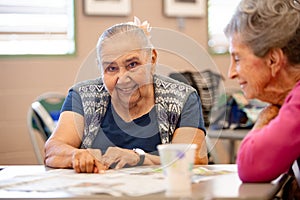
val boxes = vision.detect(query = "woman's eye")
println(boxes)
[234,57,240,63]
[127,62,138,69]
[106,66,119,72]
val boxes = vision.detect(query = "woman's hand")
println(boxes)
[72,149,108,173]
[252,104,280,130]
[101,147,140,169]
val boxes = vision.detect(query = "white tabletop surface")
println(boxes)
[0,164,286,200]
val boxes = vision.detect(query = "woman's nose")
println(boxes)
[117,68,131,83]
[228,62,238,79]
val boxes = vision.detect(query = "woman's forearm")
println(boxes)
[144,153,161,165]
[44,139,77,168]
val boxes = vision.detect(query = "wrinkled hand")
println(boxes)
[72,148,108,173]
[252,104,280,130]
[102,147,140,169]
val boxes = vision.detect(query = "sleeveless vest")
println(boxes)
[72,75,196,148]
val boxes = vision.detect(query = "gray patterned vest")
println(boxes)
[72,75,196,148]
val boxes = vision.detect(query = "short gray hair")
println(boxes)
[224,0,300,64]
[96,23,153,68]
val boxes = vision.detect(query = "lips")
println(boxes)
[117,85,138,95]
[239,81,247,89]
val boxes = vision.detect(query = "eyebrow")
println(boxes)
[230,51,237,57]
[102,61,116,67]
[125,56,140,63]
[102,55,141,67]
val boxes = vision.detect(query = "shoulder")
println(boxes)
[293,80,300,92]
[154,74,196,92]
[154,74,198,108]
[71,78,106,93]
[285,80,300,103]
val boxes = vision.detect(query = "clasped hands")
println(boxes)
[71,147,140,173]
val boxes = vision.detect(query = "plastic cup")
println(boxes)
[157,143,197,197]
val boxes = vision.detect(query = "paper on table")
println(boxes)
[0,166,230,196]
[192,166,234,183]
[193,166,233,176]
[66,167,166,196]
[0,167,166,197]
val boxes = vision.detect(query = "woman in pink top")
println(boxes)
[224,0,300,186]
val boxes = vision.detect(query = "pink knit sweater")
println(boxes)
[237,81,300,182]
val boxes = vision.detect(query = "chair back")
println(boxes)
[292,158,300,187]
[169,70,223,127]
[28,92,65,164]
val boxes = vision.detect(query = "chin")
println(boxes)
[241,90,255,100]
[128,96,141,107]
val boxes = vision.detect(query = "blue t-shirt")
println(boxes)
[61,89,205,155]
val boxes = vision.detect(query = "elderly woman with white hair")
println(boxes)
[44,18,208,173]
[225,0,300,192]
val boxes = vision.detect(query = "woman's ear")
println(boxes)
[151,49,158,64]
[150,49,158,75]
[268,48,285,77]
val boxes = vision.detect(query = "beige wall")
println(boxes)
[0,0,237,164]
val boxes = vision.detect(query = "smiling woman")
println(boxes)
[44,17,208,173]
[223,1,300,197]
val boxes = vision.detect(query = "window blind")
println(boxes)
[0,0,75,55]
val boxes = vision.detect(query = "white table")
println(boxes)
[0,164,287,199]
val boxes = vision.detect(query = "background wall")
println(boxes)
[0,0,237,164]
